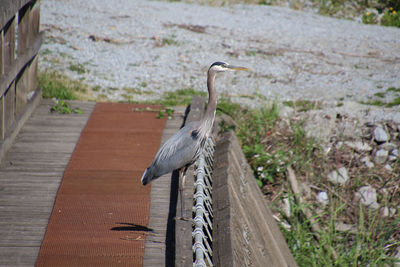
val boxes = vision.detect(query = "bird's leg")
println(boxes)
[178,166,189,220]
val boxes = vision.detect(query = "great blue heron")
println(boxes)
[141,61,248,216]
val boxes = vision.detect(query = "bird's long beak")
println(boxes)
[227,65,249,71]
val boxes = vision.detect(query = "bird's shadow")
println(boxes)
[110,222,154,232]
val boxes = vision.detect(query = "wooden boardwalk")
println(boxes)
[0,100,95,266]
[143,106,186,266]
[0,99,186,266]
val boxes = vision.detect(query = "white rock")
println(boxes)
[327,167,349,185]
[388,155,397,162]
[374,127,389,143]
[281,197,291,218]
[381,206,396,217]
[345,141,372,152]
[378,142,397,151]
[355,185,379,209]
[335,222,357,233]
[391,148,399,157]
[316,191,329,206]
[374,149,389,164]
[360,156,374,168]
[384,164,393,172]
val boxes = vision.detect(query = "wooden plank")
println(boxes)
[0,247,39,267]
[213,131,298,267]
[17,2,30,54]
[0,100,96,266]
[15,58,29,117]
[0,86,40,161]
[29,0,40,46]
[4,81,15,135]
[0,30,43,97]
[0,0,31,29]
[1,29,4,75]
[3,15,15,74]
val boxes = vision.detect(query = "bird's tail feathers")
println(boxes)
[141,167,157,186]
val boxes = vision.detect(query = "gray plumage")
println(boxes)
[141,61,248,186]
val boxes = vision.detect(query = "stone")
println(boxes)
[381,206,396,217]
[316,191,329,206]
[374,149,388,164]
[344,141,372,152]
[335,222,357,233]
[391,148,399,157]
[378,142,397,152]
[360,156,374,168]
[281,197,291,218]
[355,185,379,209]
[384,164,393,172]
[388,155,397,162]
[374,127,389,143]
[327,167,349,185]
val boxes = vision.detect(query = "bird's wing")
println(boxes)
[154,121,201,165]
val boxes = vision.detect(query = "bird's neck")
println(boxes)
[205,72,217,122]
[198,71,217,139]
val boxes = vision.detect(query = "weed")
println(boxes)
[155,88,207,106]
[246,50,258,56]
[283,100,322,112]
[68,63,86,74]
[51,100,83,114]
[387,87,400,93]
[162,36,178,46]
[373,92,385,98]
[386,97,400,107]
[156,107,174,119]
[362,11,377,24]
[39,71,78,100]
[360,99,385,106]
[381,9,400,27]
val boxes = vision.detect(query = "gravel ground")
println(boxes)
[40,0,400,103]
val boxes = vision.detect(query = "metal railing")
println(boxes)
[193,137,214,267]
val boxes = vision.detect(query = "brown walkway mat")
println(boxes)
[36,102,166,266]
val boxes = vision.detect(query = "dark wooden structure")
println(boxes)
[0,0,43,161]
[213,131,298,267]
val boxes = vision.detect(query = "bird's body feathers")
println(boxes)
[141,121,204,185]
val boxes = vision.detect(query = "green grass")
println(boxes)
[161,36,178,46]
[283,100,322,112]
[216,97,400,266]
[217,98,317,185]
[39,71,92,100]
[279,197,400,266]
[68,63,86,74]
[154,88,207,106]
[361,87,400,107]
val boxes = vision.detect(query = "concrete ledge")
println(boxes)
[213,131,298,267]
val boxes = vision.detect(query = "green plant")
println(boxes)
[283,100,322,112]
[156,107,174,119]
[39,71,78,100]
[362,11,377,24]
[68,63,86,74]
[162,36,178,46]
[51,100,83,114]
[381,8,400,27]
[156,88,207,106]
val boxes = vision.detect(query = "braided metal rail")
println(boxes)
[193,138,215,267]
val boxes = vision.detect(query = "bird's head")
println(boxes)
[208,61,248,73]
